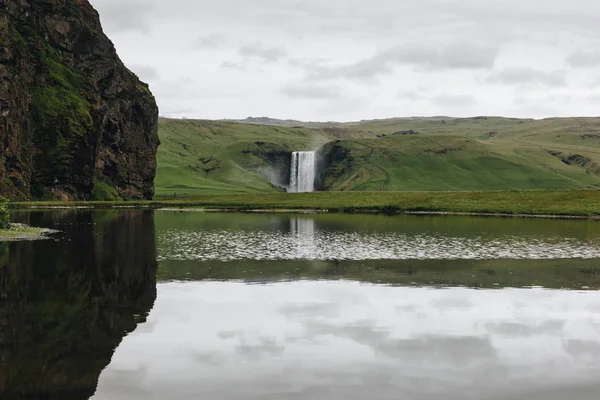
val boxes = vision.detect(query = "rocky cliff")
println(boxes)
[0,0,159,200]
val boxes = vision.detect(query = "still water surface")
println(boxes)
[2,210,600,399]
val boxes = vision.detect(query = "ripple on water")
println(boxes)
[157,229,600,261]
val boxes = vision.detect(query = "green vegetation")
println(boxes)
[0,198,10,229]
[10,189,600,217]
[156,116,600,195]
[17,22,93,198]
[92,179,121,201]
[0,224,50,241]
[156,119,331,196]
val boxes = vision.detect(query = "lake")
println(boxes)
[2,210,600,399]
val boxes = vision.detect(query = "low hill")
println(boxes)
[155,117,600,196]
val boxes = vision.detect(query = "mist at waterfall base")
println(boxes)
[289,151,316,193]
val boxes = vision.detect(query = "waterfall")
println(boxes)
[289,151,316,193]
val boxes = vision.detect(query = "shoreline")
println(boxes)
[10,205,600,221]
[158,208,600,220]
[9,190,600,220]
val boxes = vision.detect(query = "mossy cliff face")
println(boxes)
[0,0,159,200]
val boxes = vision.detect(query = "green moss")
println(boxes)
[11,29,27,57]
[24,33,94,193]
[92,180,121,201]
[64,0,83,17]
[0,199,10,230]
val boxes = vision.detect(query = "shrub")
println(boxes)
[0,198,10,230]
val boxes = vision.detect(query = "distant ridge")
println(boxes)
[223,117,342,128]
[222,116,539,129]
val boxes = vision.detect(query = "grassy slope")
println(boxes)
[321,135,600,191]
[156,116,600,195]
[156,119,333,196]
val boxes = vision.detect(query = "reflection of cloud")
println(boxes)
[279,302,340,319]
[236,337,285,361]
[300,319,497,366]
[429,295,472,310]
[94,367,152,399]
[485,320,565,338]
[93,283,600,400]
[492,381,600,400]
[190,351,225,366]
[563,340,600,359]
[133,320,158,334]
[218,330,287,361]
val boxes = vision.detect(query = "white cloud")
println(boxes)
[239,43,287,63]
[566,50,600,68]
[90,0,600,120]
[281,83,342,99]
[194,33,228,49]
[488,68,567,87]
[129,64,160,81]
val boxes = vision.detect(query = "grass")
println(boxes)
[0,224,52,241]
[155,116,600,196]
[92,179,121,201]
[10,189,600,217]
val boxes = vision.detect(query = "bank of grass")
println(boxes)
[9,189,600,218]
[0,224,53,241]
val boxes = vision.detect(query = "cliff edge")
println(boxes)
[0,0,159,200]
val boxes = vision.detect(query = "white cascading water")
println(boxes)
[289,151,316,193]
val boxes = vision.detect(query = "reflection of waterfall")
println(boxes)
[289,151,316,193]
[290,218,315,236]
[290,218,317,258]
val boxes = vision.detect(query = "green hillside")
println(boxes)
[156,119,332,196]
[156,116,600,196]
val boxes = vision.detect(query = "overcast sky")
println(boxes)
[91,0,600,121]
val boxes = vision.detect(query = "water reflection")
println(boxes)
[157,212,600,261]
[3,210,600,400]
[0,211,157,400]
[92,282,600,400]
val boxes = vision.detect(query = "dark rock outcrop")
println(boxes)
[0,0,159,200]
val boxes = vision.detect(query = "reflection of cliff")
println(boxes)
[0,210,157,400]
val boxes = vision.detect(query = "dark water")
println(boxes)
[2,211,600,399]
